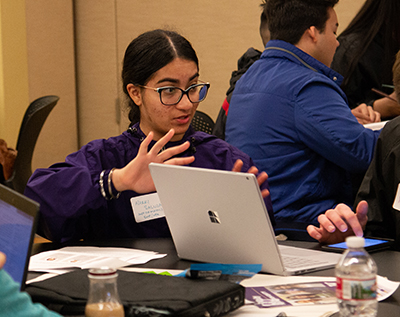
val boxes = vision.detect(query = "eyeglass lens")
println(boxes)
[160,84,208,105]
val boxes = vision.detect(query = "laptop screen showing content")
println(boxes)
[0,185,39,290]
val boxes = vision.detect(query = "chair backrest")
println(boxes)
[191,110,215,134]
[5,95,59,194]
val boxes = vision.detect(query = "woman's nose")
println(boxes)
[175,93,193,110]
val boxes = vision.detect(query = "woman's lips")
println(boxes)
[175,115,190,124]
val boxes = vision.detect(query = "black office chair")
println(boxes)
[191,110,215,134]
[4,95,60,194]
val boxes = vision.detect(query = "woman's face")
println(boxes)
[128,58,200,142]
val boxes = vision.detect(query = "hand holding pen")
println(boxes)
[371,88,398,103]
[369,87,400,119]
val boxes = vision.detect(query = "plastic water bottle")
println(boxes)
[335,236,377,316]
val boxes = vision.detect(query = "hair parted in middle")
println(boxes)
[121,29,199,125]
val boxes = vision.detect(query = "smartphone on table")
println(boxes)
[321,237,393,253]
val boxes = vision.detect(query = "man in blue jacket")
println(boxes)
[308,51,400,247]
[226,0,381,225]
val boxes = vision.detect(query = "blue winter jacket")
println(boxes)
[226,40,380,224]
[25,123,274,242]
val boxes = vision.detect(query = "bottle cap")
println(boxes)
[345,236,365,248]
[88,267,118,278]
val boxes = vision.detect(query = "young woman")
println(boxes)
[331,0,400,118]
[25,29,273,243]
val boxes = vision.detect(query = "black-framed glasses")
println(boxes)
[137,82,210,106]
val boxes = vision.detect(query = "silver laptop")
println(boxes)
[149,163,341,276]
[0,184,39,290]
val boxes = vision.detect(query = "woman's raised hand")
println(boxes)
[112,129,194,194]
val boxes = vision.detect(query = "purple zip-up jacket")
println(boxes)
[25,123,274,242]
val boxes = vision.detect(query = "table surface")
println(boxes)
[31,238,400,316]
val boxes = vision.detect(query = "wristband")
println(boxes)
[108,168,121,199]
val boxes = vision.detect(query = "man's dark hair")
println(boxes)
[264,0,339,45]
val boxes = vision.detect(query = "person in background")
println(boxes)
[225,0,380,227]
[213,0,270,140]
[0,139,17,184]
[331,0,400,119]
[308,50,400,247]
[0,252,61,317]
[25,29,272,243]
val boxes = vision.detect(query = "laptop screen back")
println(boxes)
[0,184,39,290]
[148,163,342,276]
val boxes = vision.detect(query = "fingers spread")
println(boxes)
[257,171,268,187]
[247,166,259,175]
[150,129,175,154]
[138,131,154,155]
[158,141,191,162]
[260,188,270,199]
[165,156,195,166]
[232,159,244,172]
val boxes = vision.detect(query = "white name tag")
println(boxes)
[131,193,165,223]
[393,183,400,211]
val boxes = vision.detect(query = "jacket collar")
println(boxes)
[263,40,343,85]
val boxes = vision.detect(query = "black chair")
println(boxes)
[5,95,59,194]
[191,110,215,134]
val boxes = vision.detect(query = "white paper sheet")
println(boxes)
[29,246,166,272]
[363,120,388,131]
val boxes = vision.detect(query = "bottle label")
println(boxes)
[336,277,377,300]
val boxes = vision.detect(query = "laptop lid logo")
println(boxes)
[208,210,221,224]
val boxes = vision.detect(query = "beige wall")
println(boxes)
[74,0,120,145]
[2,0,366,170]
[336,0,364,34]
[25,0,78,169]
[0,0,29,148]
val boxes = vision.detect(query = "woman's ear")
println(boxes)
[127,84,143,106]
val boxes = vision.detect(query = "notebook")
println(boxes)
[0,184,39,290]
[149,163,342,276]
